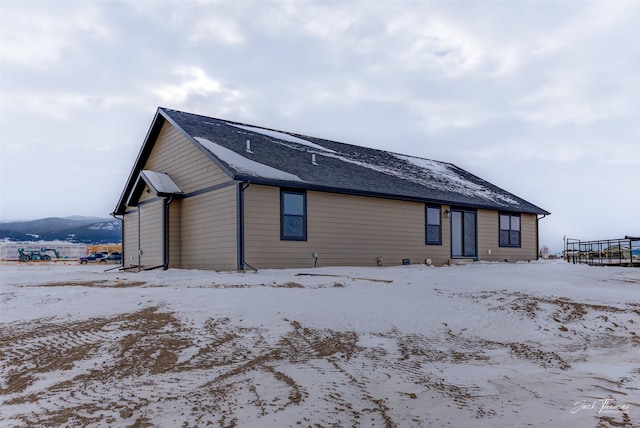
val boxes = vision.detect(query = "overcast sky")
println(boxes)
[1,0,638,251]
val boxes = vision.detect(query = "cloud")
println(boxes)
[188,14,245,45]
[0,2,112,69]
[514,85,616,126]
[149,66,248,120]
[152,66,222,104]
[0,0,638,249]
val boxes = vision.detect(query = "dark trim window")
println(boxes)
[499,213,521,247]
[426,205,442,245]
[280,190,307,240]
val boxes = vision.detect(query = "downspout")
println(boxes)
[138,208,141,268]
[537,214,548,260]
[110,212,124,271]
[163,196,174,270]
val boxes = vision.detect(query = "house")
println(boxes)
[112,107,550,270]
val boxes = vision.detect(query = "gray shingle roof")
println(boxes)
[114,107,549,215]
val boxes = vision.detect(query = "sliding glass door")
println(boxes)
[451,209,477,258]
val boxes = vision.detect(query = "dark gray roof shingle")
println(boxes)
[161,108,548,215]
[115,107,548,216]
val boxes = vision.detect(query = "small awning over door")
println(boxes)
[126,170,183,206]
[123,170,183,270]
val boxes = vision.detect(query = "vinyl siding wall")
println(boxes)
[144,121,229,193]
[138,185,157,203]
[180,185,237,270]
[124,120,238,270]
[477,210,538,261]
[168,199,181,268]
[139,199,164,268]
[243,185,451,268]
[123,209,139,268]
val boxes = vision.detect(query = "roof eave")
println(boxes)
[113,107,236,215]
[113,108,168,215]
[233,174,549,215]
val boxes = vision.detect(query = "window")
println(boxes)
[281,190,307,240]
[499,213,521,247]
[426,205,442,245]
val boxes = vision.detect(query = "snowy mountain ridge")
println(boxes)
[0,216,121,244]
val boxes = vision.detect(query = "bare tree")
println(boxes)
[539,245,550,259]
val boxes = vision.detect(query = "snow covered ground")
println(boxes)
[1,261,638,427]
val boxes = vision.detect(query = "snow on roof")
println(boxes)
[141,170,183,194]
[198,132,517,206]
[394,154,520,205]
[114,108,547,216]
[194,137,304,182]
[304,148,520,206]
[227,123,337,153]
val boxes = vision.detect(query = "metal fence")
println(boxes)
[564,236,640,267]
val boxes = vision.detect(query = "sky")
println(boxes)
[0,0,638,252]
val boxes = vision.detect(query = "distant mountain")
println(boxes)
[0,217,121,244]
[0,217,109,234]
[64,215,111,222]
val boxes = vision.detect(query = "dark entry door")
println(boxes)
[451,209,477,258]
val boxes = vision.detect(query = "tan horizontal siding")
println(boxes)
[477,210,538,261]
[244,185,450,268]
[180,185,237,270]
[139,199,164,268]
[128,120,241,270]
[138,185,156,202]
[168,199,181,268]
[123,210,139,268]
[143,121,231,194]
